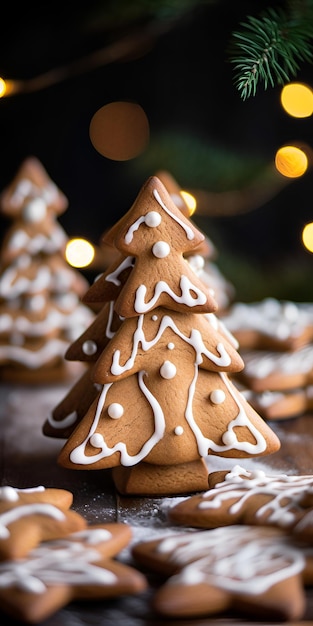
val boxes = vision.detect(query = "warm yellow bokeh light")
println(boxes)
[281,83,313,118]
[302,222,313,253]
[65,238,95,268]
[181,190,197,216]
[275,145,308,178]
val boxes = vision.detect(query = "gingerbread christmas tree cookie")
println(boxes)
[0,157,94,383]
[45,176,280,495]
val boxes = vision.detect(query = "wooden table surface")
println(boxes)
[1,380,313,625]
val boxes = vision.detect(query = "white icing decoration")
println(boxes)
[144,211,161,227]
[242,344,313,380]
[0,528,117,593]
[105,256,134,286]
[69,312,267,468]
[70,371,166,466]
[156,526,305,594]
[152,241,170,258]
[0,486,45,502]
[22,198,47,223]
[0,504,65,539]
[153,188,194,240]
[47,411,78,430]
[222,297,313,342]
[82,340,97,356]
[107,403,124,419]
[160,360,176,379]
[174,426,184,435]
[90,433,104,448]
[210,389,226,404]
[0,338,69,368]
[134,275,207,313]
[198,465,313,528]
[167,342,175,349]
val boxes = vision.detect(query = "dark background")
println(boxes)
[0,0,312,301]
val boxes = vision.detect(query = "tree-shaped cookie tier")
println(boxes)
[47,176,280,495]
[0,156,94,383]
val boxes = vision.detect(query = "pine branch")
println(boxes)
[229,4,313,100]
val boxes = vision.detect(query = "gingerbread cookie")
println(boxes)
[132,524,311,621]
[235,344,313,392]
[221,298,313,351]
[47,176,280,496]
[242,385,313,420]
[0,157,94,383]
[169,464,313,537]
[0,523,147,623]
[0,485,86,560]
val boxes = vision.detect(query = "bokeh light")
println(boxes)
[281,83,313,118]
[302,222,313,253]
[275,145,308,178]
[89,101,149,161]
[181,190,197,216]
[65,238,95,268]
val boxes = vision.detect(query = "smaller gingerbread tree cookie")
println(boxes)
[48,176,280,495]
[0,156,94,383]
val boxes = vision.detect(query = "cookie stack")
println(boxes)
[132,464,313,622]
[220,297,313,420]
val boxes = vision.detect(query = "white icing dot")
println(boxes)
[82,340,97,355]
[210,389,226,404]
[23,198,47,222]
[0,486,19,501]
[26,294,45,312]
[152,241,170,258]
[222,430,237,446]
[107,403,124,419]
[145,211,161,227]
[160,360,176,379]
[174,426,184,435]
[170,193,185,208]
[90,433,104,448]
[167,342,175,350]
[152,315,158,321]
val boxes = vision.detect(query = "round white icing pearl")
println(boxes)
[222,430,237,446]
[167,342,175,350]
[0,486,19,501]
[145,211,161,227]
[23,197,47,222]
[152,241,170,258]
[152,315,158,321]
[174,426,184,435]
[107,403,124,419]
[170,193,185,209]
[26,294,45,312]
[82,340,97,355]
[90,433,104,448]
[160,360,176,379]
[188,254,205,272]
[210,389,226,404]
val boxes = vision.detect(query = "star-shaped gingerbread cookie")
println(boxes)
[0,485,86,560]
[0,523,147,623]
[168,465,313,537]
[132,525,313,621]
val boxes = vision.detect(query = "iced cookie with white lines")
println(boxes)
[0,485,86,560]
[132,525,312,621]
[169,465,313,533]
[221,298,313,351]
[0,523,147,623]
